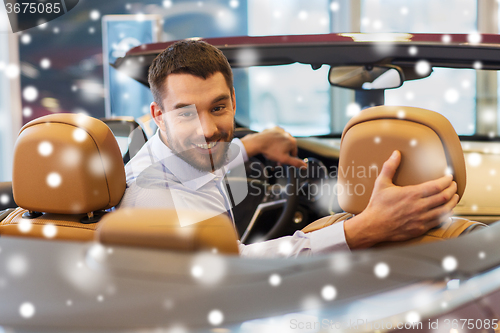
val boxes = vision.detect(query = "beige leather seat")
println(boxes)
[303,105,487,245]
[1,112,239,253]
[97,208,239,254]
[0,113,126,241]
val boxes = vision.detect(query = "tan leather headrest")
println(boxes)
[338,105,466,214]
[97,208,239,254]
[13,113,126,214]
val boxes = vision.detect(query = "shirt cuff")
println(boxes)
[309,221,350,254]
[232,138,249,162]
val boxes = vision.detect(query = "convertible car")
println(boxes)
[1,33,500,332]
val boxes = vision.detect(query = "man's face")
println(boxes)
[153,72,236,172]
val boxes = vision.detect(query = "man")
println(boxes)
[119,40,458,257]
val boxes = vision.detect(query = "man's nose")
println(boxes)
[196,113,217,139]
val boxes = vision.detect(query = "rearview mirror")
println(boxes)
[328,65,404,90]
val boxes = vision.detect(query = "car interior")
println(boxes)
[2,35,500,331]
[0,113,241,255]
[0,104,488,250]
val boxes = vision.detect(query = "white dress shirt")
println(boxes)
[119,131,350,257]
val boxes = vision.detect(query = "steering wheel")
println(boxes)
[231,128,298,244]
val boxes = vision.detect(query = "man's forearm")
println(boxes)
[240,133,263,159]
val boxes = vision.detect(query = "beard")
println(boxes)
[166,124,235,172]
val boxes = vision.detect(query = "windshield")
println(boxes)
[234,65,496,138]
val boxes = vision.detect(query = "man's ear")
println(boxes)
[151,102,166,131]
[231,88,236,115]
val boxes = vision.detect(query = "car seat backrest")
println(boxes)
[97,208,239,254]
[12,113,126,216]
[338,105,466,215]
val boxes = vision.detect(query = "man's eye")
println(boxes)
[179,112,193,117]
[212,106,225,112]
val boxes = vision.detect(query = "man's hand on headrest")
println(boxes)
[344,150,459,249]
[241,126,307,169]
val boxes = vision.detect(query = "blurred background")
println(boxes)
[0,0,498,181]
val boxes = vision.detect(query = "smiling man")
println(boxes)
[119,40,458,257]
[156,72,237,173]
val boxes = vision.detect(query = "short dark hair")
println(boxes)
[148,40,234,109]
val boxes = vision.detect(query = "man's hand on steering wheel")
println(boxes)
[240,126,307,169]
[344,150,459,249]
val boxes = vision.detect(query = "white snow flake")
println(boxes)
[72,128,87,142]
[7,254,28,276]
[190,253,226,285]
[19,302,35,318]
[208,309,224,326]
[373,20,382,30]
[301,296,321,312]
[21,34,31,44]
[46,172,62,188]
[89,10,100,21]
[405,311,420,324]
[467,153,482,167]
[278,240,293,256]
[17,219,32,233]
[269,273,281,287]
[40,58,51,69]
[330,2,339,12]
[38,20,48,30]
[442,256,458,272]
[467,32,481,44]
[6,64,20,78]
[346,103,361,117]
[321,285,337,301]
[329,252,351,273]
[23,107,33,117]
[374,262,390,278]
[444,89,459,104]
[42,224,57,238]
[38,141,53,156]
[191,265,203,278]
[23,86,38,102]
[298,11,308,20]
[415,60,431,76]
[0,194,10,205]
